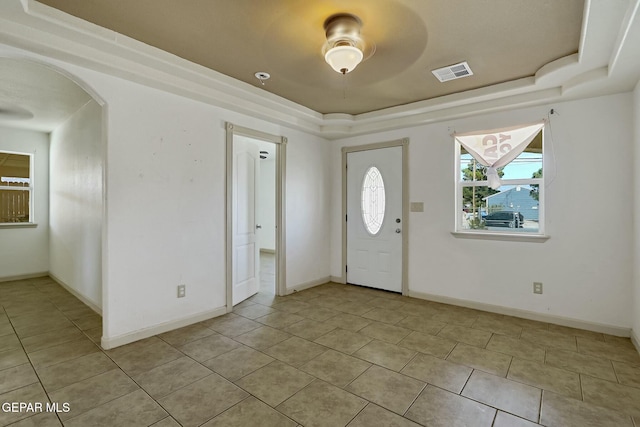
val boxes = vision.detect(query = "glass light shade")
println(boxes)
[324,45,364,74]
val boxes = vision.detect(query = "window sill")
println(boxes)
[0,223,38,229]
[451,231,549,242]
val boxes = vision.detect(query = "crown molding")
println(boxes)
[0,0,638,139]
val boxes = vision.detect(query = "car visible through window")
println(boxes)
[484,211,523,228]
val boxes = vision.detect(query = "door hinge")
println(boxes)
[346,265,348,272]
[345,214,347,222]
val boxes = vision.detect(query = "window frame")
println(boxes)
[453,129,547,240]
[0,150,34,226]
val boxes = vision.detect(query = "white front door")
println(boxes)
[232,138,260,305]
[347,146,403,292]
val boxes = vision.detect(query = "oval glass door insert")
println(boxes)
[361,166,386,235]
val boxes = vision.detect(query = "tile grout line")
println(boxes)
[398,349,421,373]
[342,363,374,391]
[29,279,202,425]
[505,354,514,379]
[6,279,639,426]
[402,380,427,418]
[443,341,459,360]
[2,284,65,426]
[228,292,432,425]
[609,358,621,385]
[438,378,539,427]
[489,409,498,427]
[30,280,172,425]
[97,336,224,426]
[458,368,475,396]
[538,389,545,425]
[343,401,370,427]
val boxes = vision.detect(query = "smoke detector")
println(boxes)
[254,72,271,86]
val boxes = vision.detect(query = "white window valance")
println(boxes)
[454,121,545,189]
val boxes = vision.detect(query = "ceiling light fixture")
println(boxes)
[322,14,374,74]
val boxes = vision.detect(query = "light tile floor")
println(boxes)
[1,276,640,426]
[260,252,276,295]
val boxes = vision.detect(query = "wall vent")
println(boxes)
[431,61,473,82]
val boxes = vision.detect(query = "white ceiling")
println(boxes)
[0,58,91,132]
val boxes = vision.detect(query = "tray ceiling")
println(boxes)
[35,0,584,115]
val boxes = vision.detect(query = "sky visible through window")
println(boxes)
[461,152,542,186]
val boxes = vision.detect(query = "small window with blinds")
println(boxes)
[0,152,32,223]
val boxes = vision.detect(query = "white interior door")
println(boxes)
[232,138,260,305]
[347,146,403,292]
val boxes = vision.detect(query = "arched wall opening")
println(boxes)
[0,56,107,341]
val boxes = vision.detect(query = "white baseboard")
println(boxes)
[330,275,345,284]
[408,290,631,337]
[101,306,227,350]
[0,272,48,283]
[286,276,331,295]
[632,329,640,354]
[48,273,102,316]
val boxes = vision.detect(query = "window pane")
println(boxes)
[0,153,30,186]
[361,166,386,235]
[0,153,31,223]
[461,184,539,233]
[460,154,481,182]
[460,130,542,181]
[500,152,542,180]
[0,189,30,222]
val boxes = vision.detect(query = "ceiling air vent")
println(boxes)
[431,61,473,82]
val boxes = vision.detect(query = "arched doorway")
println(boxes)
[0,57,107,340]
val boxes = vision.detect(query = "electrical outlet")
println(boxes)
[533,282,543,294]
[177,284,186,298]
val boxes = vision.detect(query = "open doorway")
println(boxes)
[225,123,286,310]
[0,57,106,324]
[256,139,277,295]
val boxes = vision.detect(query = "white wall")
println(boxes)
[49,100,103,309]
[101,80,331,344]
[0,126,49,279]
[332,93,634,331]
[633,81,640,346]
[285,129,333,289]
[258,158,276,251]
[0,47,333,346]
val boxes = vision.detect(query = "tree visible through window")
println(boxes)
[0,152,32,223]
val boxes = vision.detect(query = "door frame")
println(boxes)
[342,138,409,295]
[226,122,287,311]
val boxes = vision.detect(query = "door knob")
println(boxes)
[395,228,401,233]
[256,224,262,229]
